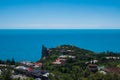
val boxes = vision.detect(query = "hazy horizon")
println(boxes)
[0,0,120,29]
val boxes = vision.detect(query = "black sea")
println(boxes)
[0,29,120,61]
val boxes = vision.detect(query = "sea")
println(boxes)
[0,29,120,62]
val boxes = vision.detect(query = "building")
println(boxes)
[20,61,34,66]
[0,69,2,75]
[30,70,49,80]
[15,66,27,70]
[34,62,43,68]
[59,55,76,59]
[104,67,120,75]
[52,58,66,65]
[105,56,120,60]
[12,74,28,80]
[88,64,98,72]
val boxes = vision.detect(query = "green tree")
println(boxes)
[1,65,12,80]
[11,58,15,65]
[83,67,91,78]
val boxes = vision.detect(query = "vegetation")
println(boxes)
[0,58,15,65]
[41,45,120,80]
[1,45,120,80]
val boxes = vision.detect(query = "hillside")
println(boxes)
[41,45,95,61]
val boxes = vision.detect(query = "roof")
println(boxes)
[88,64,98,67]
[104,67,120,74]
[15,66,27,70]
[30,70,48,77]
[35,62,42,66]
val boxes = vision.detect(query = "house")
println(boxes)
[88,64,98,72]
[15,66,27,70]
[104,67,120,75]
[85,60,98,64]
[105,56,112,59]
[66,50,74,52]
[20,61,34,66]
[42,73,49,77]
[59,55,68,59]
[0,64,7,67]
[26,67,33,71]
[90,60,98,64]
[59,55,76,59]
[52,61,61,65]
[52,55,75,65]
[105,56,120,60]
[12,74,28,80]
[68,55,76,59]
[30,69,49,80]
[0,69,2,75]
[34,62,43,68]
[52,58,66,65]
[15,66,33,72]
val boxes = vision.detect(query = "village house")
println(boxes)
[66,50,74,52]
[105,56,120,60]
[52,55,76,65]
[85,60,98,64]
[30,69,49,80]
[88,64,98,72]
[104,67,120,75]
[59,55,76,59]
[0,69,2,75]
[15,66,33,72]
[52,58,66,65]
[20,61,34,66]
[0,64,7,67]
[15,66,49,79]
[90,60,98,63]
[12,74,28,80]
[15,66,27,70]
[34,62,43,68]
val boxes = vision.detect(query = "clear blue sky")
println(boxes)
[0,0,120,29]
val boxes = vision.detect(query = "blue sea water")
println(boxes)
[0,29,120,62]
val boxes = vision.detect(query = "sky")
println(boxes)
[0,0,120,29]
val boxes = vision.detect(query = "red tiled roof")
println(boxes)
[35,62,42,66]
[104,67,120,74]
[88,64,98,67]
[27,68,33,71]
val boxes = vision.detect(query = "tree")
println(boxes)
[1,65,12,80]
[48,73,56,80]
[83,67,91,78]
[11,58,15,65]
[24,78,34,80]
[41,45,48,58]
[6,59,11,65]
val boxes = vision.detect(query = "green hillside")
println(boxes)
[39,45,120,80]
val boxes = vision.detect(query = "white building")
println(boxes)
[59,55,76,59]
[15,66,27,70]
[0,69,2,75]
[20,61,34,66]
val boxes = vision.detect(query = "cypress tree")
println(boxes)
[41,45,48,58]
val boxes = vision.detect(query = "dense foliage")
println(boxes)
[41,45,120,80]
